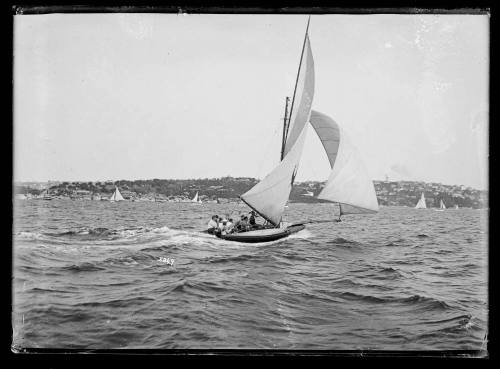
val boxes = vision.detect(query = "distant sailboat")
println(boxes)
[454,204,459,209]
[41,189,53,200]
[213,16,378,243]
[109,186,124,202]
[435,199,446,211]
[415,193,426,209]
[191,191,202,204]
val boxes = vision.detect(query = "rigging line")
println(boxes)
[280,97,290,161]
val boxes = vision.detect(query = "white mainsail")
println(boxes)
[110,187,124,201]
[415,193,426,209]
[241,21,315,226]
[440,199,446,209]
[192,191,201,203]
[283,34,315,158]
[309,110,379,214]
[241,125,309,226]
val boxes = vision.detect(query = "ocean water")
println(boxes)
[12,200,488,351]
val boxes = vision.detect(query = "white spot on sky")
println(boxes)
[117,14,153,40]
[384,42,393,49]
[440,22,456,33]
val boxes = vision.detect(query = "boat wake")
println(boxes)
[16,226,176,245]
[14,223,312,249]
[288,228,312,240]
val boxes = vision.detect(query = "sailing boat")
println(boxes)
[109,186,124,202]
[454,204,459,209]
[41,188,53,200]
[436,199,446,211]
[214,17,378,243]
[415,192,427,209]
[191,191,202,204]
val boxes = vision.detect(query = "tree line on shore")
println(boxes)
[14,177,487,208]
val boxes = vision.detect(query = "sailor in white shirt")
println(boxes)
[207,215,219,234]
[219,219,228,234]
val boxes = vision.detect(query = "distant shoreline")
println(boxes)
[12,197,488,210]
[13,178,486,192]
[13,177,488,209]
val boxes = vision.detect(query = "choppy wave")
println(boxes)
[336,292,452,310]
[330,237,361,246]
[74,296,156,309]
[423,313,473,327]
[17,225,173,241]
[384,238,408,247]
[61,262,107,273]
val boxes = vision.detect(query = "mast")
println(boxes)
[280,97,290,161]
[240,17,313,229]
[286,15,311,147]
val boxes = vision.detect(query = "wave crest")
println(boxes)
[61,262,105,272]
[337,291,452,311]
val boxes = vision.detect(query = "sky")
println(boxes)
[14,13,489,189]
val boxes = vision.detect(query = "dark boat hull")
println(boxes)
[214,224,305,243]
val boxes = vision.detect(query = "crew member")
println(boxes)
[234,215,249,233]
[219,219,228,234]
[249,211,257,226]
[207,215,218,234]
[226,218,234,233]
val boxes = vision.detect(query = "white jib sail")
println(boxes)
[309,110,379,214]
[111,187,124,201]
[192,192,199,202]
[440,200,446,209]
[241,125,308,226]
[283,34,315,158]
[415,193,426,208]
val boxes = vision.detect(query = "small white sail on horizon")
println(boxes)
[455,204,459,209]
[110,187,124,202]
[241,125,309,226]
[192,191,202,203]
[415,192,426,209]
[309,110,379,214]
[440,199,446,209]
